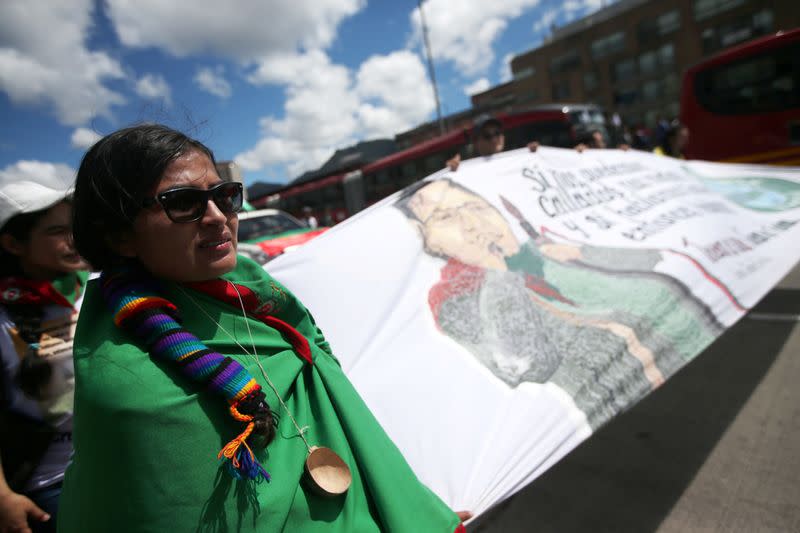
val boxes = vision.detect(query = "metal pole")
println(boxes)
[418,0,445,135]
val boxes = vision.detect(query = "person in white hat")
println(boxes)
[0,178,89,533]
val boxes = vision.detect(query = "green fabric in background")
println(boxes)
[59,256,460,532]
[50,270,89,305]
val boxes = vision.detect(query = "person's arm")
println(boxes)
[0,458,50,533]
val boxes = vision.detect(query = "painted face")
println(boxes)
[408,180,519,270]
[475,126,505,157]
[122,149,239,282]
[12,201,88,279]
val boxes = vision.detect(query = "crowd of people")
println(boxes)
[447,113,689,171]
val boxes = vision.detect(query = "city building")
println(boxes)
[471,0,800,128]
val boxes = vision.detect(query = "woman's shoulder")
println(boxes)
[74,278,139,355]
[229,254,309,320]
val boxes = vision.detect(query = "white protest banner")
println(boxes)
[267,147,800,518]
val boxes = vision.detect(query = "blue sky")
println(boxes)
[0,0,608,188]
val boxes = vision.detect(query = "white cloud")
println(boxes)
[237,51,359,176]
[70,128,102,150]
[410,0,542,76]
[532,7,560,35]
[194,66,232,99]
[499,53,514,83]
[237,50,434,178]
[356,51,435,137]
[564,0,606,16]
[0,160,76,189]
[464,78,490,96]
[0,0,125,126]
[533,0,611,37]
[105,0,365,60]
[135,73,172,104]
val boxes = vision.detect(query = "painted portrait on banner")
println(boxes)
[396,177,743,428]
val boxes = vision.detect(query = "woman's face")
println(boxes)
[121,149,239,282]
[9,201,87,279]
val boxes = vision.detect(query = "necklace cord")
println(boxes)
[177,283,313,453]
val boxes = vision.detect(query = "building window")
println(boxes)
[514,66,536,80]
[657,10,680,34]
[701,9,774,54]
[639,51,658,76]
[584,71,599,92]
[753,9,773,32]
[664,73,679,95]
[612,59,636,82]
[658,43,675,67]
[637,19,657,46]
[519,88,539,102]
[644,109,659,127]
[550,51,581,74]
[694,0,745,21]
[552,80,571,100]
[643,82,659,102]
[614,88,639,107]
[666,102,680,119]
[591,32,626,59]
[642,80,662,102]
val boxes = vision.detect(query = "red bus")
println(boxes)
[681,29,800,165]
[262,105,608,222]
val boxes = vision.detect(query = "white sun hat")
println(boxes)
[0,180,73,230]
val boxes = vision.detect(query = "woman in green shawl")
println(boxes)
[58,124,466,532]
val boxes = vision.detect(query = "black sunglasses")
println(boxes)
[480,129,503,140]
[142,181,244,223]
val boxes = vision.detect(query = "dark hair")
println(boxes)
[0,207,56,277]
[575,128,602,146]
[72,124,216,270]
[658,120,686,156]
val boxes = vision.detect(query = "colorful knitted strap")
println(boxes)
[100,267,270,482]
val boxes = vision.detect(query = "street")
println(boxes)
[471,262,800,532]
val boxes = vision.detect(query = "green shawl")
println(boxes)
[59,256,460,532]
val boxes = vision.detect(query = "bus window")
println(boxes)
[365,169,393,204]
[693,40,799,115]
[681,30,800,163]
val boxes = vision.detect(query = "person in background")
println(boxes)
[654,120,689,159]
[575,128,607,151]
[58,123,469,532]
[631,125,653,151]
[302,206,318,229]
[0,180,89,533]
[447,114,538,171]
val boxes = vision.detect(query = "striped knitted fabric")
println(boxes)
[100,267,270,482]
